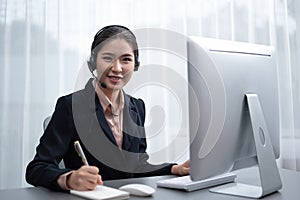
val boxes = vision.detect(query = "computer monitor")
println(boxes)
[187,36,282,198]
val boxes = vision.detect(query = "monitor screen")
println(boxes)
[187,36,281,197]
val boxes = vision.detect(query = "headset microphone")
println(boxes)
[94,75,107,89]
[100,82,107,88]
[89,64,107,89]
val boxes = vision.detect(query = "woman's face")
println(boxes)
[95,38,135,92]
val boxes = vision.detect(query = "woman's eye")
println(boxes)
[103,57,113,62]
[123,57,132,62]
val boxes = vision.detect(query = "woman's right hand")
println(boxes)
[66,165,103,191]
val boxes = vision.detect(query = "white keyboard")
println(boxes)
[156,173,236,192]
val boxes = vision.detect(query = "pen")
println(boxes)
[74,140,89,166]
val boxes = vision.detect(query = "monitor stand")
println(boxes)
[209,94,282,198]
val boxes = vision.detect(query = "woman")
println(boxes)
[26,25,189,191]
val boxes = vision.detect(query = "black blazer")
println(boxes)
[26,79,174,191]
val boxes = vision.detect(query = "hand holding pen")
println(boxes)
[74,141,89,166]
[65,141,103,191]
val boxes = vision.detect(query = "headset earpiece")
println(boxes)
[87,51,96,73]
[133,48,140,71]
[134,60,140,71]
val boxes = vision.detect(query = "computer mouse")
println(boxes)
[119,183,155,196]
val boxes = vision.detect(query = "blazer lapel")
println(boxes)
[82,80,140,151]
[84,79,118,146]
[94,95,120,146]
[122,93,139,151]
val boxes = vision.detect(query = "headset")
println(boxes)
[87,25,140,78]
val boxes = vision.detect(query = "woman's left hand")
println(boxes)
[171,160,190,176]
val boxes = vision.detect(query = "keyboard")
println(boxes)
[156,172,236,192]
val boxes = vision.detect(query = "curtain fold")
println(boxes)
[0,0,299,189]
[274,0,300,171]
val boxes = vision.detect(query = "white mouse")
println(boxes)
[119,183,155,196]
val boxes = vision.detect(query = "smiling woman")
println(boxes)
[25,25,190,191]
[95,39,135,94]
[0,0,299,190]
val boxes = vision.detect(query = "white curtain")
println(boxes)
[274,0,300,171]
[0,0,299,189]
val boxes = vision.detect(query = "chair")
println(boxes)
[43,116,65,169]
[43,116,51,131]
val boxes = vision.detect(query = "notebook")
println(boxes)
[70,185,130,200]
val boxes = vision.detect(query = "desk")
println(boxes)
[1,167,299,200]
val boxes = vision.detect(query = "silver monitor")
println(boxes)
[187,36,282,198]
